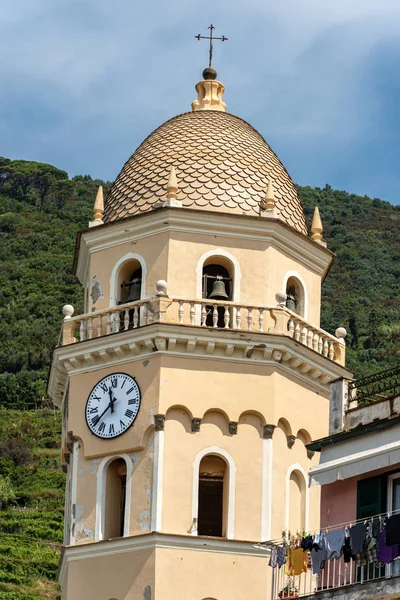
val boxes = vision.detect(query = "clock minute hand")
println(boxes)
[97,402,112,422]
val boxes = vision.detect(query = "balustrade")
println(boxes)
[60,297,344,365]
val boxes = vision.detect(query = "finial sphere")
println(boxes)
[276,291,287,306]
[156,280,168,297]
[203,67,217,80]
[62,304,74,320]
[335,327,347,339]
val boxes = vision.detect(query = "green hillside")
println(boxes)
[0,158,399,596]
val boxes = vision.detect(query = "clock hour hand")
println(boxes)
[108,387,115,413]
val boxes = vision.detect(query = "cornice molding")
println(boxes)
[59,531,269,587]
[75,208,333,284]
[48,323,352,407]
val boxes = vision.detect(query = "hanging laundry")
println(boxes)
[301,535,313,551]
[311,536,327,574]
[343,535,355,564]
[349,522,367,554]
[325,529,346,560]
[378,529,400,563]
[269,547,278,568]
[276,546,286,568]
[285,547,307,576]
[386,514,400,546]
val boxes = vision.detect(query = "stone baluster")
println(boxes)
[115,310,121,333]
[133,306,139,328]
[201,304,207,326]
[318,335,323,354]
[323,338,329,357]
[104,311,111,335]
[178,300,184,324]
[312,332,319,351]
[329,341,334,361]
[96,315,102,338]
[236,307,241,329]
[224,306,230,329]
[300,326,307,345]
[79,319,86,342]
[288,318,295,338]
[124,309,130,330]
[190,302,195,325]
[259,308,264,332]
[247,307,253,330]
[307,329,313,348]
[212,306,218,328]
[294,321,301,341]
[87,317,93,339]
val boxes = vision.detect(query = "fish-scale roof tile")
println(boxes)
[104,110,307,235]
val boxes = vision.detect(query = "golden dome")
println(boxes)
[104,110,307,235]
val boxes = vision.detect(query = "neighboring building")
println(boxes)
[48,67,351,600]
[272,366,400,599]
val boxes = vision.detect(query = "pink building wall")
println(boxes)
[320,463,400,529]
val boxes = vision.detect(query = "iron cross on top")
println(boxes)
[195,24,228,68]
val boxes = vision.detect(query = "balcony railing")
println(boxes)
[269,512,399,599]
[60,297,345,365]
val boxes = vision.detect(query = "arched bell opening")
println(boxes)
[287,469,306,536]
[197,454,228,537]
[104,458,127,540]
[118,260,143,305]
[202,258,233,328]
[285,276,305,318]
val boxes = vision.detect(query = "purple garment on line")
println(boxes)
[378,529,400,564]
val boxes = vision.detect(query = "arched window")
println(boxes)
[286,467,307,536]
[285,276,306,318]
[104,458,127,540]
[109,253,147,307]
[198,455,228,537]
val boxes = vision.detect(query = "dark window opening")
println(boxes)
[198,476,223,537]
[120,474,127,538]
[202,264,232,328]
[120,267,142,304]
[104,459,127,540]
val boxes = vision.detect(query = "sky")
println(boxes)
[1,0,400,204]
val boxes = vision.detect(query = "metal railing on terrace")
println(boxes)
[60,294,346,365]
[348,365,400,405]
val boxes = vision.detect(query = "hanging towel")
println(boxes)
[386,514,400,546]
[349,523,367,554]
[285,547,307,576]
[276,545,286,568]
[325,529,345,560]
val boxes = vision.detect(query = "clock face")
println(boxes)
[85,373,141,439]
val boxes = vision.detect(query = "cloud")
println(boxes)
[1,0,400,202]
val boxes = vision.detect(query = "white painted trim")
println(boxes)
[195,248,242,301]
[109,252,147,307]
[95,453,133,542]
[192,446,236,540]
[283,270,308,321]
[70,441,79,545]
[285,463,309,533]
[150,429,164,532]
[261,437,273,541]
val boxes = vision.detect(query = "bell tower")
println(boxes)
[49,69,352,600]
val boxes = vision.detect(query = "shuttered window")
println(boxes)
[357,475,384,520]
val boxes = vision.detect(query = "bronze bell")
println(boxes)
[209,276,229,300]
[286,296,297,311]
[125,278,141,302]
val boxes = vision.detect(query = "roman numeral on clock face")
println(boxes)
[98,422,106,434]
[125,409,134,418]
[91,415,100,427]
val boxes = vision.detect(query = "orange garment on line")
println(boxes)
[285,547,307,576]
